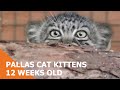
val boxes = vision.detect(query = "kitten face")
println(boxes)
[44,13,98,47]
[26,12,112,50]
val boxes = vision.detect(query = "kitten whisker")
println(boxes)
[49,11,57,22]
[44,12,54,22]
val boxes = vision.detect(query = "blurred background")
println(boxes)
[0,11,120,51]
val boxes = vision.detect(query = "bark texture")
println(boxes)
[0,42,120,79]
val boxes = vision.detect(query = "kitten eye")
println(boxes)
[75,30,87,38]
[50,30,61,37]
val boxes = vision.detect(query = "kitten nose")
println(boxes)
[62,35,73,44]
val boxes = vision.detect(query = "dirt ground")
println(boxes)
[0,41,120,79]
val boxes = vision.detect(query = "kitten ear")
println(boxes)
[25,21,41,43]
[26,21,49,43]
[96,22,112,37]
[95,22,112,50]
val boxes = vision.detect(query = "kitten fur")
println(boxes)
[26,12,112,51]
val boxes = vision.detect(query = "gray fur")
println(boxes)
[26,12,112,50]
